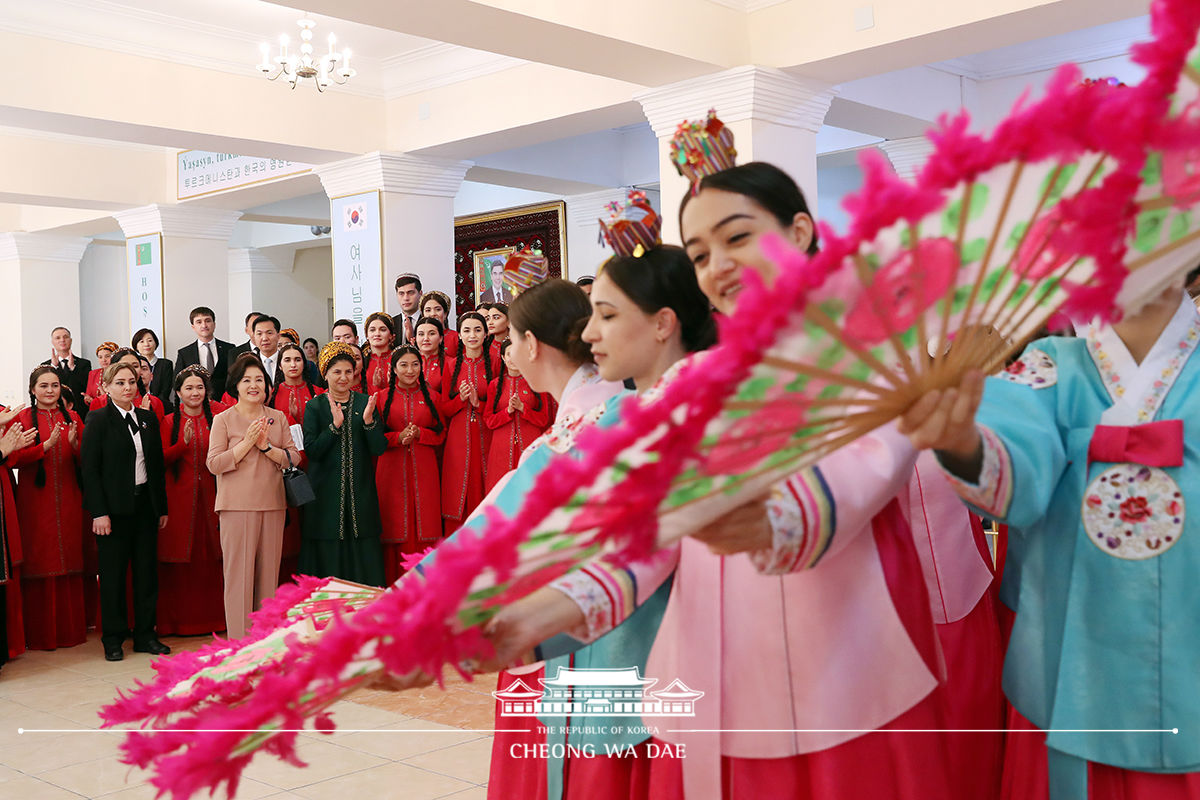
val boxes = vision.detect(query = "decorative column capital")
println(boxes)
[112,205,243,241]
[0,232,90,263]
[227,247,292,275]
[636,66,837,138]
[878,137,935,181]
[316,152,474,198]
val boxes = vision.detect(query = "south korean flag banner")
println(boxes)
[343,203,368,231]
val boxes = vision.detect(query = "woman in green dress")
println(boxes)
[298,341,387,586]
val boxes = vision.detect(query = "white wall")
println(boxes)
[79,240,129,354]
[258,244,334,345]
[816,163,866,237]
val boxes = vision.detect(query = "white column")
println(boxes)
[228,245,332,345]
[879,137,935,181]
[316,152,472,326]
[636,66,837,246]
[0,232,89,406]
[113,205,242,349]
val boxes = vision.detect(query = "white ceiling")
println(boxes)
[0,0,524,98]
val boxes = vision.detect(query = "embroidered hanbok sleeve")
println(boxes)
[752,422,919,574]
[935,342,1067,527]
[546,547,679,643]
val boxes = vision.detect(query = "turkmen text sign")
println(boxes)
[177,150,311,200]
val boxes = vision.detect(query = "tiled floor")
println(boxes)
[0,633,496,800]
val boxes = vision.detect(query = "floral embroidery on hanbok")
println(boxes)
[1081,464,1184,560]
[998,347,1057,388]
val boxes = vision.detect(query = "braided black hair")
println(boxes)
[168,366,214,479]
[268,343,317,407]
[448,312,493,394]
[382,344,443,435]
[27,366,72,488]
[491,339,543,415]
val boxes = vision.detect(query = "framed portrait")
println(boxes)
[454,200,567,315]
[473,246,518,305]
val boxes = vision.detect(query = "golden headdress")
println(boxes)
[96,341,120,355]
[319,340,357,376]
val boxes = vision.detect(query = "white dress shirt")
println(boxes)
[197,338,217,372]
[119,407,148,485]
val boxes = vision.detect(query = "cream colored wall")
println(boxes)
[78,240,130,359]
[258,245,335,346]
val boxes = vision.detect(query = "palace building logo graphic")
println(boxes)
[493,666,704,718]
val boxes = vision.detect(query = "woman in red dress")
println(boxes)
[8,366,87,650]
[350,344,366,394]
[269,342,324,584]
[420,291,459,359]
[270,343,326,426]
[362,312,396,396]
[484,302,509,361]
[440,312,494,535]
[0,409,35,664]
[377,345,447,585]
[85,342,118,409]
[158,366,226,635]
[483,340,552,492]
[90,349,165,422]
[415,317,446,396]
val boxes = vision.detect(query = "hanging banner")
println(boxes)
[177,151,311,200]
[127,233,165,356]
[330,191,384,328]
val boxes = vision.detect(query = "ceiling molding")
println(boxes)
[0,124,170,154]
[380,43,526,99]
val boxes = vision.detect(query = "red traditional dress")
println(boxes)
[8,408,87,650]
[422,353,445,397]
[377,385,446,585]
[482,374,552,492]
[364,350,392,396]
[85,368,103,404]
[444,330,460,360]
[158,407,226,635]
[0,430,25,662]
[271,382,324,584]
[440,354,492,535]
[90,393,165,423]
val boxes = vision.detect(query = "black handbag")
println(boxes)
[281,449,315,507]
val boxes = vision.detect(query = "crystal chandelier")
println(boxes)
[257,15,355,92]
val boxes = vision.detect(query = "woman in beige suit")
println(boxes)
[206,354,300,639]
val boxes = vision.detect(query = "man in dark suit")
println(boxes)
[250,315,286,387]
[80,361,170,661]
[174,306,234,398]
[41,327,91,412]
[230,311,266,358]
[479,261,513,305]
[394,274,423,345]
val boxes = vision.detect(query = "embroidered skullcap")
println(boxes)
[96,341,120,355]
[319,340,357,376]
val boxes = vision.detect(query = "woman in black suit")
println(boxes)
[133,328,174,407]
[80,361,170,661]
